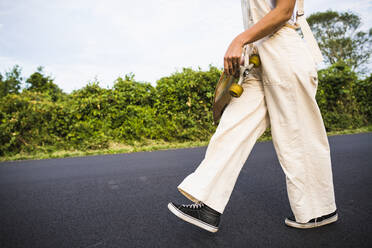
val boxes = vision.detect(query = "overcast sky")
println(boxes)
[0,0,371,92]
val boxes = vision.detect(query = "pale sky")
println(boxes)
[0,0,371,93]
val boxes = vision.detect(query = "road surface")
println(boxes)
[0,133,371,248]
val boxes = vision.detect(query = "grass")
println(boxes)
[1,125,371,162]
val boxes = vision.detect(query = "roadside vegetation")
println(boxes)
[1,10,371,162]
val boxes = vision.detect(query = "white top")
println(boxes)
[266,0,297,25]
[241,0,324,65]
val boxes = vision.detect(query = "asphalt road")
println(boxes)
[0,133,371,248]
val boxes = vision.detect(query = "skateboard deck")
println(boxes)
[212,72,239,125]
[212,45,259,126]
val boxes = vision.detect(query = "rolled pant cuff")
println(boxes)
[177,185,224,214]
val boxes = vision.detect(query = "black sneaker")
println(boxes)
[285,210,338,229]
[167,201,221,233]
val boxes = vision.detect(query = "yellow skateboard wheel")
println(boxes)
[229,83,243,98]
[249,55,261,67]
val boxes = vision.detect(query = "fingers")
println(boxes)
[228,57,233,75]
[223,56,229,75]
[224,54,240,76]
[233,57,240,74]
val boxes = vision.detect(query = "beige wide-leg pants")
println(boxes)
[177,26,337,223]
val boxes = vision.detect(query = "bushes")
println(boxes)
[316,62,370,130]
[354,74,372,123]
[0,92,69,155]
[0,64,371,156]
[154,66,220,140]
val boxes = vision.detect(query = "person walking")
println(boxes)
[168,0,338,233]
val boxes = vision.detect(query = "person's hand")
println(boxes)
[224,36,245,76]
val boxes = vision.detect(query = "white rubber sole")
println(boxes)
[167,203,218,233]
[285,214,338,229]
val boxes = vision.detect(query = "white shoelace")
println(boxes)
[182,202,205,209]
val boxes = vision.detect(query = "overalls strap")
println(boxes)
[295,0,324,64]
[297,0,304,16]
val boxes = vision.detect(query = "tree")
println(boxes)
[307,10,372,72]
[0,65,23,97]
[112,73,155,106]
[25,66,64,100]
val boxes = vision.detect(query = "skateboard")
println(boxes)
[212,54,261,125]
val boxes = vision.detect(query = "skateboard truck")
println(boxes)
[229,54,261,98]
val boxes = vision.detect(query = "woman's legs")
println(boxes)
[173,26,336,227]
[262,79,337,224]
[258,27,337,223]
[177,77,270,214]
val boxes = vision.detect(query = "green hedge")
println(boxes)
[0,64,370,156]
[316,62,370,130]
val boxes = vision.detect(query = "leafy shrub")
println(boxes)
[0,63,370,156]
[317,61,367,130]
[154,66,221,140]
[0,91,69,155]
[354,74,372,123]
